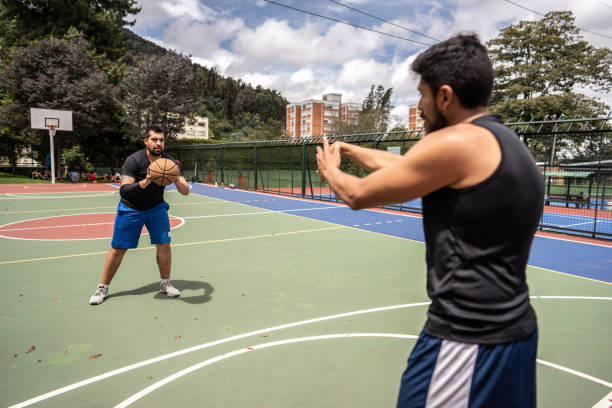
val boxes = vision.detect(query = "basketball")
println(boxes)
[149,158,180,186]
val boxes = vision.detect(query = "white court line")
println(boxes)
[8,296,612,408]
[182,206,343,220]
[0,221,116,232]
[536,359,612,388]
[115,334,612,408]
[2,192,118,199]
[531,296,612,300]
[113,333,419,408]
[0,213,185,241]
[196,185,612,248]
[559,221,597,228]
[7,303,430,408]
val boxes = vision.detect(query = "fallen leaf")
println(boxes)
[247,347,254,350]
[147,376,153,380]
[241,293,245,296]
[89,353,102,359]
[154,316,158,319]
[37,359,42,363]
[87,256,91,259]
[13,353,17,358]
[18,293,23,297]
[224,326,229,330]
[189,317,197,320]
[259,334,268,337]
[174,335,182,339]
[63,349,68,353]
[25,346,35,353]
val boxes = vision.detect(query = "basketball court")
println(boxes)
[0,183,610,407]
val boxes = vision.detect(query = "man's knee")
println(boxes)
[155,243,171,253]
[110,247,128,257]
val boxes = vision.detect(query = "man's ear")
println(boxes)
[436,85,454,112]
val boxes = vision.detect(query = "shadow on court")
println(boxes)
[108,280,214,304]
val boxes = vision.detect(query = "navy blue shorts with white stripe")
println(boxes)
[397,328,537,408]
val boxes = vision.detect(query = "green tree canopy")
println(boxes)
[121,52,200,139]
[332,85,393,135]
[0,0,140,60]
[487,10,612,120]
[0,35,121,175]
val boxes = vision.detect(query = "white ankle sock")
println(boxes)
[160,278,170,284]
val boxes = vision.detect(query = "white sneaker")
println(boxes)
[89,285,109,305]
[160,281,180,297]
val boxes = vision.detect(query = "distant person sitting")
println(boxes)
[43,169,51,180]
[87,171,96,183]
[70,170,80,182]
[110,171,121,183]
[31,169,43,179]
[103,173,110,182]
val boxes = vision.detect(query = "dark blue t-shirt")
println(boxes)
[120,149,178,210]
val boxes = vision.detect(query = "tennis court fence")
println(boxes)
[167,115,612,240]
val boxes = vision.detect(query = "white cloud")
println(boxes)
[132,0,612,111]
[242,72,280,89]
[159,0,215,22]
[291,68,314,83]
[231,19,383,69]
[337,59,391,88]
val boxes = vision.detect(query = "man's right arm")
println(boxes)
[338,141,403,172]
[119,156,152,201]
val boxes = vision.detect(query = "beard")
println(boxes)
[147,145,163,157]
[421,106,448,133]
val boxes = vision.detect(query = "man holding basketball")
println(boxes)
[89,125,190,305]
[317,34,543,407]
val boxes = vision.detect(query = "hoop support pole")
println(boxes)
[49,126,56,184]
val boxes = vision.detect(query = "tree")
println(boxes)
[331,85,393,135]
[121,52,200,140]
[0,0,140,61]
[487,10,612,121]
[0,35,120,176]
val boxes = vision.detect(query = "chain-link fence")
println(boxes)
[168,116,611,240]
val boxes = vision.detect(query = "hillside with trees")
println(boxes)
[0,0,287,175]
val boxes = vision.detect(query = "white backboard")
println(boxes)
[30,108,73,131]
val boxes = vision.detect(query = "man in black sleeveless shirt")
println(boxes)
[89,126,190,305]
[317,34,543,407]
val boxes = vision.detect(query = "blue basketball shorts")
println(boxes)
[111,202,171,249]
[397,328,538,408]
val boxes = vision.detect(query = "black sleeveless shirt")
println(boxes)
[422,114,543,344]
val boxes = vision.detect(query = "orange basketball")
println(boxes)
[149,158,180,186]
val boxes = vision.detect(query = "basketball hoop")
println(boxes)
[30,108,72,185]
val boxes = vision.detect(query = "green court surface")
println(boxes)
[1,187,610,407]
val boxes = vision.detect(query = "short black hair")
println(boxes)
[145,125,164,138]
[411,33,493,108]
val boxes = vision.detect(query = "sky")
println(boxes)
[130,0,612,126]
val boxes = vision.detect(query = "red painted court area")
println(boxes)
[0,213,183,240]
[0,183,118,194]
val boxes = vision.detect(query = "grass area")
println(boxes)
[0,171,51,184]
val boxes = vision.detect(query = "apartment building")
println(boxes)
[407,104,424,130]
[175,116,209,140]
[286,93,360,138]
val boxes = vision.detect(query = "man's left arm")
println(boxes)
[174,176,190,195]
[316,134,466,210]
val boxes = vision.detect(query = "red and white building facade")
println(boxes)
[286,93,361,138]
[408,103,424,130]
